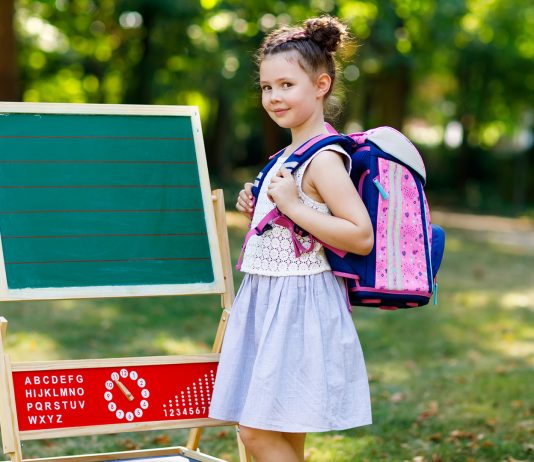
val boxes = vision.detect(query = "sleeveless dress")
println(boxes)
[208,144,372,432]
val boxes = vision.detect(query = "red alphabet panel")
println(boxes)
[12,361,218,431]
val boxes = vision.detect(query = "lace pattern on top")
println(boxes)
[240,144,350,276]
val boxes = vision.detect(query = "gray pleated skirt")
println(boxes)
[208,272,372,432]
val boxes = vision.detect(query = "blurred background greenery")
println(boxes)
[1,0,533,214]
[0,1,533,461]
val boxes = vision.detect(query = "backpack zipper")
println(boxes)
[373,177,389,200]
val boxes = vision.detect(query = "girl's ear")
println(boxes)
[315,73,332,98]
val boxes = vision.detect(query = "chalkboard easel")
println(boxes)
[0,103,250,462]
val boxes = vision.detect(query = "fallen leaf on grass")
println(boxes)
[153,434,171,445]
[417,400,439,421]
[516,419,534,430]
[428,432,442,442]
[390,391,407,403]
[121,439,140,450]
[448,429,476,441]
[367,372,379,382]
[485,418,497,429]
[495,365,508,374]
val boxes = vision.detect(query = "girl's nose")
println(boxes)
[270,90,281,103]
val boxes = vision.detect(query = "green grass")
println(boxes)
[1,218,533,462]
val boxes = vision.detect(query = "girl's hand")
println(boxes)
[267,167,299,214]
[236,182,254,219]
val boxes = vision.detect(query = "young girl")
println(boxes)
[209,16,373,462]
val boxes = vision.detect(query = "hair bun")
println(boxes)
[304,16,348,53]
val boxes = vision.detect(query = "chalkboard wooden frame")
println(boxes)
[0,103,224,301]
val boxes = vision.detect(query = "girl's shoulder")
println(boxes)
[305,143,351,174]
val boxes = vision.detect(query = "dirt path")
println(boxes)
[432,210,534,253]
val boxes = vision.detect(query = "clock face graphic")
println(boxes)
[103,368,150,422]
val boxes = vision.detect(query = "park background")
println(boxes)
[0,1,532,461]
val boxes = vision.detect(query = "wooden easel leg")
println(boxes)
[186,426,203,450]
[186,305,231,450]
[0,318,23,462]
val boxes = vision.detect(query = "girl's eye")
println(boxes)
[261,85,271,92]
[282,82,292,89]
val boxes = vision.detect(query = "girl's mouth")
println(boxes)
[273,108,289,116]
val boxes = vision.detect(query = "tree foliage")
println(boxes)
[3,0,534,209]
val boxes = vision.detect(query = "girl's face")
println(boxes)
[259,52,327,132]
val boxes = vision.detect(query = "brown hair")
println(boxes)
[257,16,350,99]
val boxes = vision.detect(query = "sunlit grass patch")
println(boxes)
[7,331,61,362]
[306,432,376,462]
[156,335,211,355]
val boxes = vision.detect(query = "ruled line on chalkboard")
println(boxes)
[0,184,199,189]
[0,209,203,214]
[0,160,196,164]
[6,257,211,265]
[0,136,193,140]
[3,232,207,239]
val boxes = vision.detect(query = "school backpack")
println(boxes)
[237,124,445,310]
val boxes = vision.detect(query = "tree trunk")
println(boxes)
[513,144,532,211]
[365,63,410,130]
[0,0,20,101]
[205,94,229,178]
[123,7,155,104]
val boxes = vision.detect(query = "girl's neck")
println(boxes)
[287,116,329,153]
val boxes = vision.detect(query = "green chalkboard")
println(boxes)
[0,103,223,301]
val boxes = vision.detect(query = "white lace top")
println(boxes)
[240,144,350,276]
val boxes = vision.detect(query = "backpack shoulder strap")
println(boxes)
[251,133,354,199]
[282,134,355,173]
[250,149,285,199]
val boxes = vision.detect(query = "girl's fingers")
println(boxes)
[236,193,253,214]
[236,196,246,210]
[239,193,253,208]
[237,196,248,209]
[238,189,251,202]
[244,182,254,198]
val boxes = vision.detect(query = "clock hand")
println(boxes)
[114,379,134,401]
